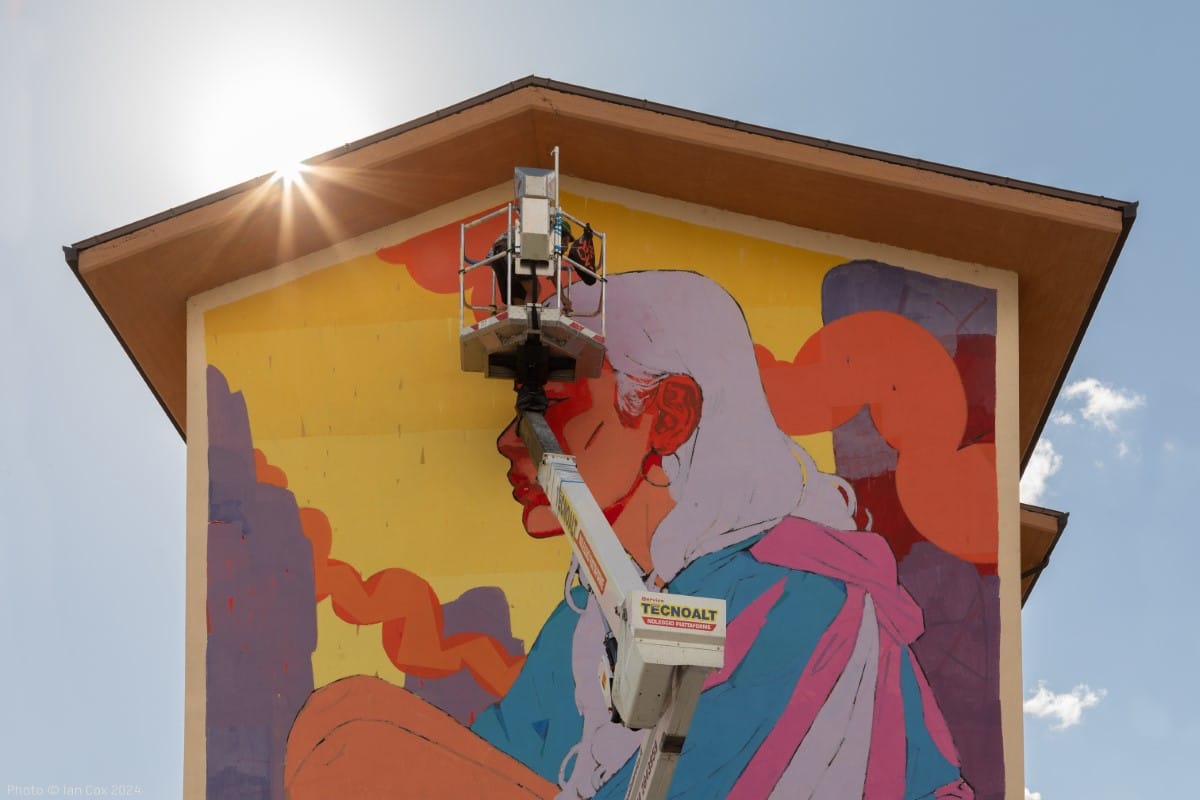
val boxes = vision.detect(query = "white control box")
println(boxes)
[613,591,726,730]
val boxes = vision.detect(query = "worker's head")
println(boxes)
[497,270,856,581]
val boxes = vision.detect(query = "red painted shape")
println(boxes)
[953,334,997,447]
[376,209,507,321]
[849,471,922,562]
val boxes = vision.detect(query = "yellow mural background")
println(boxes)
[204,192,843,687]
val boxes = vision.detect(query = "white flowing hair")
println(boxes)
[575,269,856,580]
[554,271,859,798]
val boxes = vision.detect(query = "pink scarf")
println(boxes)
[702,517,973,800]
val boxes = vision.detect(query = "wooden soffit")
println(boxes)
[1020,504,1068,605]
[66,76,1135,473]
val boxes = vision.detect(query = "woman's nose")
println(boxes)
[496,417,526,459]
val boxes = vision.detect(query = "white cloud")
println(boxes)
[1061,378,1145,433]
[1049,410,1075,425]
[1025,789,1043,800]
[1024,682,1107,730]
[1020,439,1062,505]
[1117,441,1130,459]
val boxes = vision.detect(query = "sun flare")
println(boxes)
[273,161,310,188]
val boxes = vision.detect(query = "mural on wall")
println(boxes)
[201,192,1007,799]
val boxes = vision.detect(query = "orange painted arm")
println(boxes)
[286,676,557,799]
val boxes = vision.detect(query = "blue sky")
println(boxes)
[1,2,1193,798]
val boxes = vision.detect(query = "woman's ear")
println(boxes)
[650,375,702,455]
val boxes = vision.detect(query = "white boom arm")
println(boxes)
[518,413,726,800]
[457,148,724,798]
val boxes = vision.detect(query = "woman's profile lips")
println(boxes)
[508,470,549,507]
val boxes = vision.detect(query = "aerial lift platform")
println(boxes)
[458,152,727,800]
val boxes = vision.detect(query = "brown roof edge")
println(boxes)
[1020,502,1070,606]
[1021,200,1139,471]
[66,75,1136,255]
[62,245,186,439]
[524,76,1136,211]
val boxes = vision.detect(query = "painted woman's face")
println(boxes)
[496,365,655,539]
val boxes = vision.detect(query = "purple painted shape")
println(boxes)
[831,406,898,480]
[822,261,1003,798]
[901,542,1003,800]
[206,366,317,800]
[207,374,257,529]
[821,260,998,354]
[405,585,525,724]
[907,648,960,763]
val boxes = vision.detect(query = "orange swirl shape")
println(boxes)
[757,311,998,564]
[253,450,525,696]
